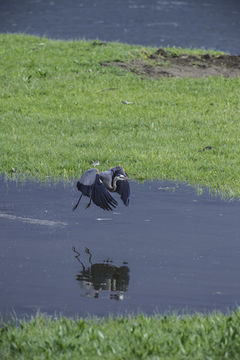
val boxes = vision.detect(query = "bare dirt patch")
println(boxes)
[100,49,240,78]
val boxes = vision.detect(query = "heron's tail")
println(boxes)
[72,194,83,211]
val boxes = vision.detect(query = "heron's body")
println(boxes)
[73,166,130,211]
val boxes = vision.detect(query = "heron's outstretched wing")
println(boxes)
[116,180,130,206]
[77,168,98,197]
[98,170,113,190]
[91,174,118,211]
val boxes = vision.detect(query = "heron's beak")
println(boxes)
[119,175,129,181]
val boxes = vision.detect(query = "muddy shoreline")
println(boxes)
[100,49,240,78]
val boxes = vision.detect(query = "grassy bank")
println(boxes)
[1,34,240,196]
[1,311,240,359]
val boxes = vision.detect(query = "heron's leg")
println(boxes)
[85,248,93,265]
[72,246,86,271]
[85,197,92,209]
[72,194,83,211]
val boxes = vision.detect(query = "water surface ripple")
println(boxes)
[0,0,240,53]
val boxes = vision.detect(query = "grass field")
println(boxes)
[1,311,240,360]
[1,34,240,197]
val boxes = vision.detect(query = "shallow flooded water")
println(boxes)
[0,0,240,54]
[1,177,240,319]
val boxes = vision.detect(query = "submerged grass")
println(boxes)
[1,34,240,196]
[1,311,240,359]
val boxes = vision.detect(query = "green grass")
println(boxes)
[1,311,240,359]
[1,34,240,196]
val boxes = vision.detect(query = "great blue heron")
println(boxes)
[73,166,130,211]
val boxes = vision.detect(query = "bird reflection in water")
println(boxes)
[72,247,129,301]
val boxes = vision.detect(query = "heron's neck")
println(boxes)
[111,176,118,191]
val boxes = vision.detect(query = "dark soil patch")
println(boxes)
[100,49,240,78]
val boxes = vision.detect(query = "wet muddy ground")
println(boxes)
[100,50,240,78]
[1,177,240,319]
